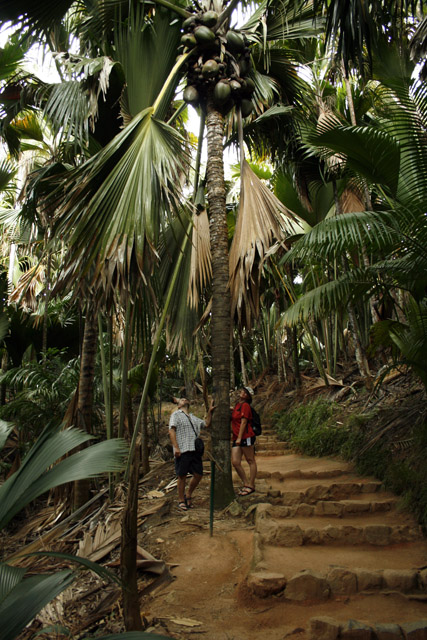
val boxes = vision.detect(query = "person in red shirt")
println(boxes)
[231,387,257,496]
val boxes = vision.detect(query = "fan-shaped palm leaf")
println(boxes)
[0,160,16,192]
[54,106,190,288]
[114,3,182,121]
[229,160,303,325]
[157,209,203,353]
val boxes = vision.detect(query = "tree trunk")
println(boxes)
[121,444,143,630]
[73,305,98,511]
[140,350,150,475]
[197,342,209,413]
[206,96,234,508]
[230,326,235,390]
[237,329,248,387]
[42,249,51,355]
[275,294,284,382]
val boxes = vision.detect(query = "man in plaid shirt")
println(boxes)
[169,397,215,511]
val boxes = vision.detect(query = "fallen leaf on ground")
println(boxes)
[167,617,202,627]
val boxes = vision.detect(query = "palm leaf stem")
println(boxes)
[215,0,242,32]
[124,219,193,480]
[193,112,206,197]
[150,0,191,19]
[152,49,196,117]
[167,102,187,126]
[237,106,245,170]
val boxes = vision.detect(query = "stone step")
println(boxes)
[309,617,427,640]
[256,435,282,444]
[264,480,384,504]
[255,452,355,479]
[256,442,290,453]
[257,467,352,481]
[247,565,427,600]
[258,497,398,517]
[259,428,277,436]
[256,515,423,547]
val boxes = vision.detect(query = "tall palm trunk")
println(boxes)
[206,96,234,508]
[73,305,98,510]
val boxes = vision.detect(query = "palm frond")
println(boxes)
[114,3,183,121]
[310,124,401,196]
[0,160,17,192]
[157,209,202,353]
[53,107,190,291]
[188,209,212,309]
[0,0,74,35]
[0,420,13,453]
[0,567,74,640]
[281,268,372,326]
[284,210,401,264]
[0,427,128,529]
[229,160,303,326]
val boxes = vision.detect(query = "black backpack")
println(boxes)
[251,407,262,436]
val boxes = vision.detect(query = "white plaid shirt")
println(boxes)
[169,409,205,454]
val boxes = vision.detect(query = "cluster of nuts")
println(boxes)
[180,10,255,116]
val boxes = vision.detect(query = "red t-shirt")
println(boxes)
[231,402,254,440]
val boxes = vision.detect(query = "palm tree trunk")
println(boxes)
[230,326,235,390]
[141,350,150,475]
[73,305,98,511]
[275,295,285,382]
[206,96,234,508]
[237,329,248,387]
[197,341,209,413]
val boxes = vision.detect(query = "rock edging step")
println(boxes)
[309,616,427,640]
[267,481,384,505]
[256,518,422,547]
[246,566,427,600]
[262,498,397,517]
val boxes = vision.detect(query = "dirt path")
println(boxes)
[141,446,427,640]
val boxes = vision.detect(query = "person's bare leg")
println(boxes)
[243,446,257,489]
[232,446,247,487]
[186,472,202,500]
[177,475,186,503]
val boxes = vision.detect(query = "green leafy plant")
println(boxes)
[0,421,135,639]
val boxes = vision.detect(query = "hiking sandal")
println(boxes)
[238,486,255,496]
[184,495,194,508]
[178,501,188,511]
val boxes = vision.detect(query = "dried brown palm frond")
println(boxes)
[188,209,212,309]
[340,184,365,213]
[229,160,303,327]
[9,262,44,313]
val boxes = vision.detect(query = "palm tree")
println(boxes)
[0,0,322,507]
[280,74,427,390]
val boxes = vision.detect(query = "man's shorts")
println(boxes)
[175,450,203,477]
[232,436,256,447]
